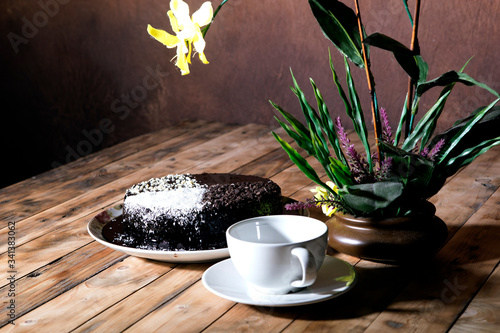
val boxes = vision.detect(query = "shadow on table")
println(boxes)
[256,223,500,320]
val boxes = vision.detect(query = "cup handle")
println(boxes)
[290,247,317,288]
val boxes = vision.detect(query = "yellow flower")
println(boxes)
[310,181,339,217]
[147,0,213,75]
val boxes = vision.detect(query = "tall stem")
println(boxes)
[202,0,229,37]
[353,0,381,163]
[404,0,421,137]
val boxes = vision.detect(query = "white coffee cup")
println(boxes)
[226,215,328,295]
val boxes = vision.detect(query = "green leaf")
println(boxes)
[452,105,500,127]
[328,156,353,187]
[427,136,500,198]
[427,105,500,184]
[330,53,353,117]
[309,123,331,167]
[445,137,500,173]
[272,132,334,194]
[310,77,348,166]
[416,55,429,84]
[339,181,404,214]
[380,142,434,192]
[416,71,500,98]
[430,106,500,153]
[289,73,330,156]
[394,93,410,146]
[308,123,352,189]
[335,266,356,286]
[270,101,315,155]
[344,58,372,170]
[270,101,309,137]
[274,117,314,155]
[364,33,419,81]
[309,0,365,67]
[401,90,452,152]
[408,59,482,136]
[438,98,500,165]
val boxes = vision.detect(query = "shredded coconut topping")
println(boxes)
[124,174,208,226]
[125,187,207,218]
[126,174,206,196]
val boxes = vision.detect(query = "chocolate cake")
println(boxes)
[113,173,282,251]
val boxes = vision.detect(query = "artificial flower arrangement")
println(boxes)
[147,0,500,219]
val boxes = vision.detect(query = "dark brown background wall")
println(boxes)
[1,0,499,188]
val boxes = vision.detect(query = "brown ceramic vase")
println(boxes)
[325,201,448,264]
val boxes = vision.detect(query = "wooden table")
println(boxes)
[1,121,499,332]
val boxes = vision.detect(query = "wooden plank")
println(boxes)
[233,147,293,178]
[0,121,235,223]
[0,242,127,327]
[73,264,212,332]
[203,302,296,333]
[122,281,235,332]
[1,256,174,332]
[0,211,115,284]
[450,264,500,333]
[185,129,283,174]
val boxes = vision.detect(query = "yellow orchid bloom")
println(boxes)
[147,0,213,75]
[310,181,339,217]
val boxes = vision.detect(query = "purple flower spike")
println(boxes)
[375,156,393,181]
[380,108,393,144]
[336,117,369,182]
[420,146,430,157]
[336,117,350,147]
[427,138,446,161]
[285,200,315,211]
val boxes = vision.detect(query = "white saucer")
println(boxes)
[202,256,356,307]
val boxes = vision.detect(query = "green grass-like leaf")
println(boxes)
[402,90,452,152]
[270,99,317,154]
[344,57,373,170]
[447,137,500,169]
[416,71,500,98]
[311,78,348,166]
[272,132,335,195]
[438,98,500,165]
